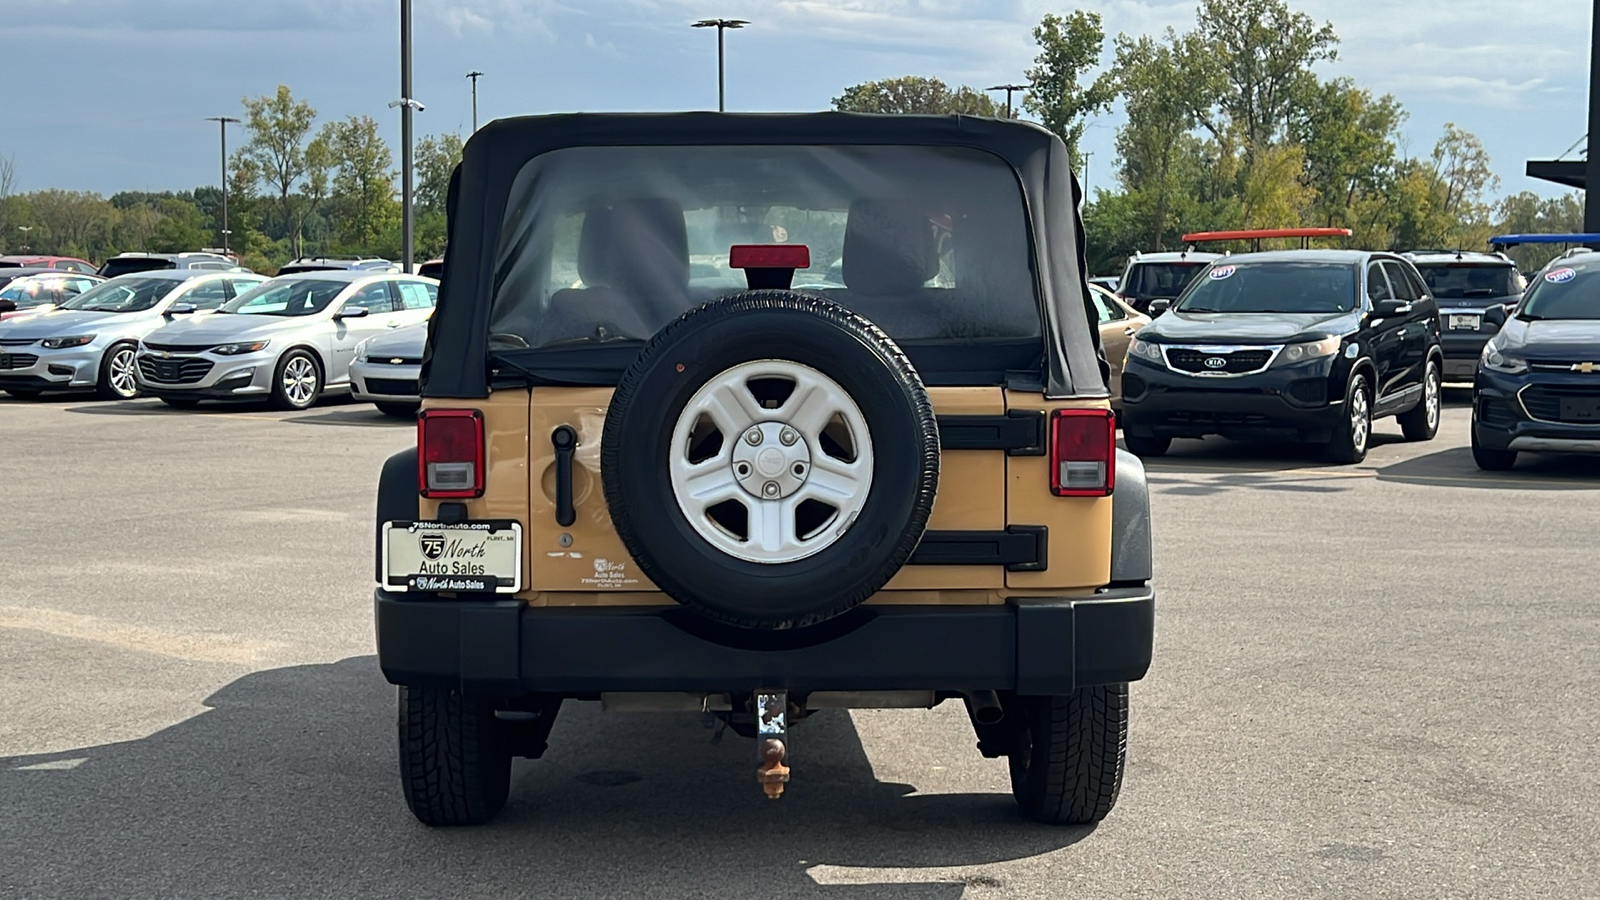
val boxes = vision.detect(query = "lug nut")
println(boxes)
[745,428,763,446]
[762,481,780,498]
[779,427,799,446]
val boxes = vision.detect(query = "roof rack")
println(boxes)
[1488,233,1600,247]
[1180,227,1353,252]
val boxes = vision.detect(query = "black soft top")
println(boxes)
[425,112,1103,399]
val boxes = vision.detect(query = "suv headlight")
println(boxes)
[1275,336,1342,365]
[212,340,269,355]
[1126,336,1164,364]
[41,335,95,349]
[1481,339,1528,374]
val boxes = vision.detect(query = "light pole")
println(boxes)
[205,116,241,254]
[391,0,424,273]
[1080,151,1093,201]
[692,18,748,112]
[986,83,1027,118]
[467,71,484,132]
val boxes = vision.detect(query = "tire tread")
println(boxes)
[1011,685,1129,825]
[398,686,511,827]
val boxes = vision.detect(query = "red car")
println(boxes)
[0,255,98,275]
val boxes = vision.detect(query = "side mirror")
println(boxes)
[1371,299,1412,318]
[1485,306,1507,326]
[1147,298,1172,317]
[166,302,197,316]
[336,306,370,319]
[0,299,15,314]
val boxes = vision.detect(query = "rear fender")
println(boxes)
[375,447,419,582]
[1109,448,1151,585]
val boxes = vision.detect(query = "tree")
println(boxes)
[322,116,398,249]
[1114,32,1200,249]
[1432,123,1497,218]
[831,76,1001,115]
[1192,0,1338,153]
[1294,79,1405,226]
[239,85,318,257]
[415,133,465,214]
[1022,11,1116,164]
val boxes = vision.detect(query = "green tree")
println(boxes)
[1293,79,1405,228]
[239,85,319,257]
[1113,32,1202,249]
[1431,123,1497,219]
[149,197,214,252]
[1192,0,1338,153]
[1022,11,1116,164]
[415,132,465,214]
[322,115,398,249]
[831,76,1002,115]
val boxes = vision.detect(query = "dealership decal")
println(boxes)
[581,557,639,588]
[1546,267,1576,283]
[1209,265,1237,280]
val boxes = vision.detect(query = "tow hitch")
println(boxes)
[754,690,790,799]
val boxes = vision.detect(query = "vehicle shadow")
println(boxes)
[282,407,412,428]
[1133,434,1401,474]
[1376,445,1600,490]
[0,657,1086,899]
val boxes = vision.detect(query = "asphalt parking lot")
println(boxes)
[2,389,1597,899]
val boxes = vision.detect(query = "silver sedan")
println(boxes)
[0,270,263,400]
[134,271,437,410]
[351,322,427,417]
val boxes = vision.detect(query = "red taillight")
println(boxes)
[417,408,485,498]
[1050,408,1116,497]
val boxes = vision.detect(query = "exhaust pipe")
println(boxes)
[965,690,1004,725]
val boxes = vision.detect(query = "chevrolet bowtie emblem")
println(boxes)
[390,358,404,365]
[1574,362,1598,374]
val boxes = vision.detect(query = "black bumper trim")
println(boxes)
[908,526,1047,571]
[936,411,1047,455]
[375,587,1154,697]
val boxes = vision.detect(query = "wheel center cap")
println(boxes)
[731,421,811,500]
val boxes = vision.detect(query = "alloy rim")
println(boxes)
[1425,366,1440,430]
[108,348,138,398]
[668,359,874,564]
[282,357,318,407]
[1351,383,1370,453]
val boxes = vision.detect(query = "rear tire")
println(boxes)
[1471,428,1517,471]
[1324,373,1371,464]
[375,402,419,418]
[1009,685,1129,825]
[1122,434,1170,458]
[398,686,512,827]
[1398,359,1440,442]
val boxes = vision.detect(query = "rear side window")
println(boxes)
[489,144,1039,349]
[397,281,438,310]
[1089,288,1124,322]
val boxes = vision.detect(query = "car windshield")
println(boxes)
[223,279,346,316]
[58,277,175,313]
[1415,263,1522,298]
[0,278,54,308]
[489,144,1040,349]
[1175,262,1358,314]
[1122,262,1206,300]
[1519,266,1600,320]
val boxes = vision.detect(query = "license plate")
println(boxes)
[1447,314,1481,331]
[1560,397,1600,423]
[382,520,522,593]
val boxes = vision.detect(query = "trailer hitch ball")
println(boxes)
[757,738,790,799]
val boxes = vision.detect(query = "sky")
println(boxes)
[2,0,1593,204]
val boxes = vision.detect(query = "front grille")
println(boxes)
[137,356,213,385]
[0,338,37,347]
[371,356,423,366]
[364,377,418,396]
[1518,384,1600,424]
[1286,378,1328,404]
[143,341,215,353]
[0,352,39,369]
[1477,397,1517,428]
[1165,347,1275,375]
[1530,361,1600,373]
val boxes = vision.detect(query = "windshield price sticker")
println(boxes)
[1210,265,1237,280]
[1546,268,1576,283]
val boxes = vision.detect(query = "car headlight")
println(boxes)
[1481,339,1528,374]
[41,334,95,349]
[1276,336,1342,365]
[1126,336,1165,363]
[354,340,370,362]
[211,341,269,355]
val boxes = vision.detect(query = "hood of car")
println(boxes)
[144,313,319,345]
[360,324,427,357]
[1143,311,1356,345]
[1495,318,1600,362]
[0,308,143,340]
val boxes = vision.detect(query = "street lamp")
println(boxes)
[986,84,1028,118]
[16,225,33,254]
[393,0,424,273]
[205,116,241,254]
[467,71,484,132]
[692,18,748,112]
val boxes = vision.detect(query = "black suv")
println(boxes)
[1120,250,1443,463]
[1472,253,1600,470]
[1403,250,1525,382]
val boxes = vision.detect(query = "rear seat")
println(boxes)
[541,199,690,344]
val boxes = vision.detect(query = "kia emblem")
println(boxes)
[1204,356,1227,369]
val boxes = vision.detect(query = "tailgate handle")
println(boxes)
[552,426,577,527]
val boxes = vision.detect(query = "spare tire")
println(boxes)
[601,291,939,629]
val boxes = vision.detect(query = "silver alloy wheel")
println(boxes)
[281,355,319,408]
[1350,383,1370,453]
[1425,364,1440,430]
[668,359,874,564]
[107,346,138,399]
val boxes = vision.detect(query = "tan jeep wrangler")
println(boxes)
[375,113,1155,827]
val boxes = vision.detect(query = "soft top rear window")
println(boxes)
[488,145,1040,358]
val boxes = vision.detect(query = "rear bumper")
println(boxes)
[374,587,1155,698]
